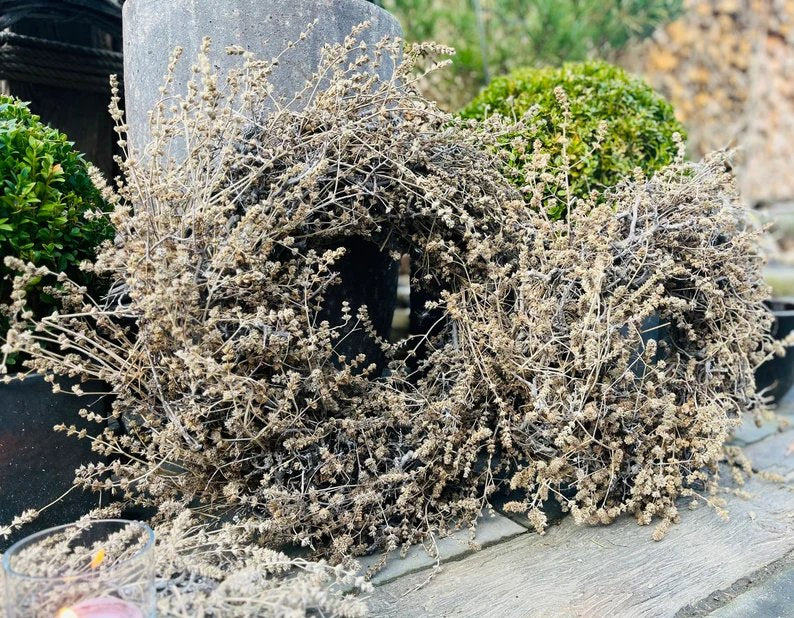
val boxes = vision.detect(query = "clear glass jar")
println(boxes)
[2,519,155,618]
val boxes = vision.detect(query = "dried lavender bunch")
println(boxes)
[152,506,370,617]
[419,151,778,539]
[0,504,370,618]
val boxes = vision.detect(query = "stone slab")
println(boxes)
[710,562,794,618]
[738,429,794,483]
[730,413,784,446]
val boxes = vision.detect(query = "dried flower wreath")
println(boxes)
[0,22,777,612]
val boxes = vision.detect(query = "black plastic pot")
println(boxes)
[0,375,109,549]
[755,300,794,404]
[319,237,400,373]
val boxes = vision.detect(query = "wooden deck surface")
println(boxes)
[369,427,794,617]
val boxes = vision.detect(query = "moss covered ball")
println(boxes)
[460,61,685,219]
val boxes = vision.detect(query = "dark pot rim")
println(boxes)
[765,299,794,314]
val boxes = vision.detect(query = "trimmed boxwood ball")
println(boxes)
[0,96,112,362]
[460,60,685,219]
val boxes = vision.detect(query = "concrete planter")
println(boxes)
[0,375,108,549]
[122,0,402,147]
[122,0,403,371]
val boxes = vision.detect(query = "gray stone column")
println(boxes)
[122,0,402,149]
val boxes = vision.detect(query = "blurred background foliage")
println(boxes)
[381,0,683,109]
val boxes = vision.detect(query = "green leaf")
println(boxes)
[0,95,114,352]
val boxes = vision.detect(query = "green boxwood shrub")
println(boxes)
[0,96,112,363]
[460,60,685,219]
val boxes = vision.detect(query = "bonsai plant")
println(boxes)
[0,96,112,545]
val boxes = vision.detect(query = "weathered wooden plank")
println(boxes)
[358,513,526,586]
[369,430,794,618]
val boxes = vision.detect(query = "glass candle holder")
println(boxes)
[2,519,155,618]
